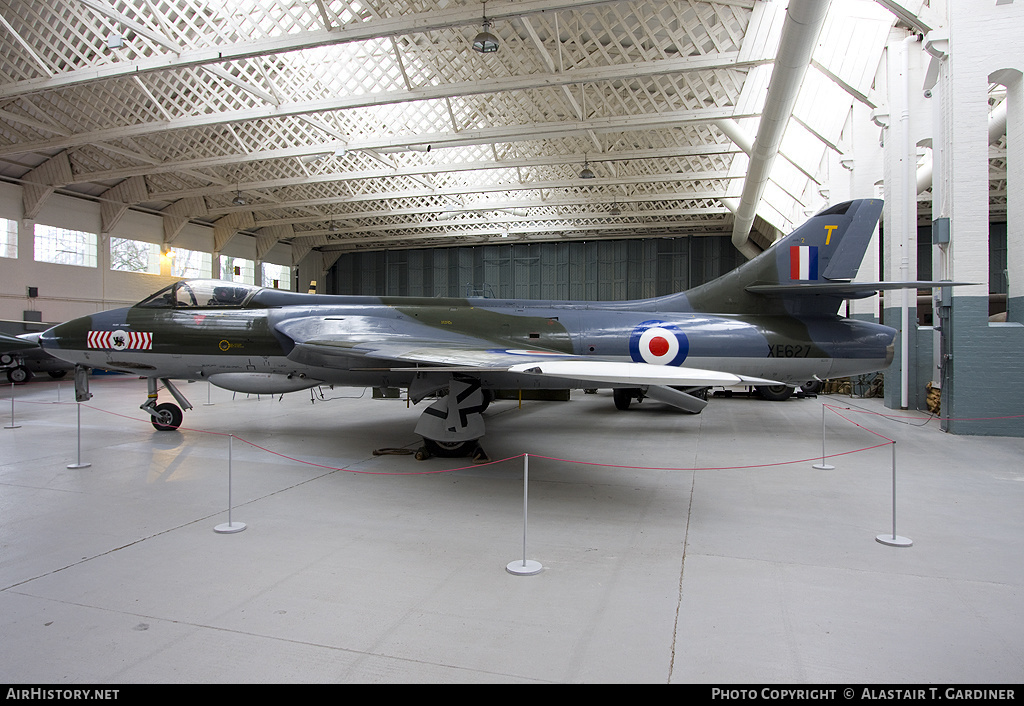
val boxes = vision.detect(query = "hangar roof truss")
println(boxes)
[0,0,916,261]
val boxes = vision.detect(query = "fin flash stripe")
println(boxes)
[790,246,818,281]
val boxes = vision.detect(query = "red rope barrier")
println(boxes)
[823,404,895,444]
[10,395,901,476]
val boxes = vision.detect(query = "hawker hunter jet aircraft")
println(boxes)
[40,198,940,457]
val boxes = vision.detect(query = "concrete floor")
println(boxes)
[1,374,1022,684]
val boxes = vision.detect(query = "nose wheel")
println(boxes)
[150,402,183,431]
[141,378,192,431]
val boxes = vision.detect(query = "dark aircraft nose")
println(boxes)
[40,307,133,354]
[41,316,90,353]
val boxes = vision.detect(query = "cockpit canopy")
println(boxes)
[135,280,262,309]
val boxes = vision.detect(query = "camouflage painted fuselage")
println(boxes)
[42,288,894,390]
[40,199,897,395]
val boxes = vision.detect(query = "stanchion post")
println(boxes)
[215,434,246,533]
[507,453,542,575]
[812,404,835,470]
[876,441,912,547]
[67,402,91,469]
[4,381,19,430]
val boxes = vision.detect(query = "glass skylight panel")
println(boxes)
[793,70,852,147]
[780,121,826,181]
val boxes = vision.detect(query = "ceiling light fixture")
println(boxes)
[579,155,595,179]
[232,190,246,206]
[472,3,499,53]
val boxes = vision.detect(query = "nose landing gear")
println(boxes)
[141,378,192,431]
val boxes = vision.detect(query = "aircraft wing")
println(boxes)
[505,360,778,387]
[276,316,778,388]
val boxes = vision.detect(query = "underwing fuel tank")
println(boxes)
[207,372,323,394]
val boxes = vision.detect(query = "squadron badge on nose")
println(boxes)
[87,330,153,350]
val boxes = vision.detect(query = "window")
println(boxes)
[0,218,16,259]
[262,262,291,290]
[34,224,97,267]
[110,237,160,274]
[220,255,254,283]
[170,247,211,278]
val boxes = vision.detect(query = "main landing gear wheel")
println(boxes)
[755,384,795,402]
[800,380,823,395]
[150,402,183,431]
[613,388,642,410]
[422,438,478,458]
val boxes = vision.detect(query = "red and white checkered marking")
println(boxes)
[87,330,152,351]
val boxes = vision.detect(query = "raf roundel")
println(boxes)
[629,320,689,366]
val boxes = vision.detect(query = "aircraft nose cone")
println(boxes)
[41,307,132,353]
[885,342,895,366]
[41,315,89,349]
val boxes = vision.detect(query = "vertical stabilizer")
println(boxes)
[680,199,884,316]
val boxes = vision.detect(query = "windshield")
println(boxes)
[135,280,261,309]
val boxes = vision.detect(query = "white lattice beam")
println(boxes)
[316,217,733,253]
[291,235,328,266]
[0,0,624,101]
[147,143,740,202]
[257,224,292,260]
[21,152,73,219]
[100,176,148,233]
[0,11,54,76]
[162,197,209,244]
[213,172,737,218]
[56,105,744,190]
[213,210,256,253]
[0,51,750,159]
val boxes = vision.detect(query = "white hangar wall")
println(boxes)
[912,0,1024,436]
[0,182,294,326]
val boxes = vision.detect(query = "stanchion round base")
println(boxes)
[506,559,542,576]
[876,534,912,547]
[812,463,835,470]
[214,522,247,534]
[67,462,91,469]
[5,424,20,429]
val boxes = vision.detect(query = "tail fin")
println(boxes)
[681,199,884,316]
